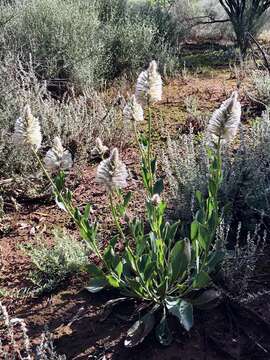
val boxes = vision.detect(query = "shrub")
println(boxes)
[23,228,89,294]
[0,0,178,87]
[0,57,121,192]
[2,0,106,87]
[250,70,270,107]
[164,104,270,238]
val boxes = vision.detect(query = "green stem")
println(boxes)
[147,106,154,194]
[109,192,126,243]
[132,122,145,161]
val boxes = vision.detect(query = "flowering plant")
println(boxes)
[14,61,241,346]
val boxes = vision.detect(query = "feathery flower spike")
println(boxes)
[44,136,73,172]
[96,148,128,191]
[135,60,162,106]
[123,94,144,122]
[14,105,42,150]
[91,137,109,158]
[208,91,241,143]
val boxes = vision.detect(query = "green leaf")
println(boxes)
[195,190,203,204]
[191,221,198,241]
[124,311,156,348]
[115,261,123,278]
[193,271,211,288]
[207,250,225,271]
[209,179,217,197]
[85,278,107,293]
[197,225,209,250]
[166,299,193,332]
[195,209,205,223]
[155,311,172,346]
[169,239,191,283]
[125,278,145,297]
[153,178,164,195]
[123,191,132,208]
[85,264,105,278]
[104,245,119,270]
[83,204,91,220]
[106,275,120,288]
[144,261,156,282]
[151,158,157,174]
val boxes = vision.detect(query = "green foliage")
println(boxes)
[23,228,89,294]
[43,98,224,346]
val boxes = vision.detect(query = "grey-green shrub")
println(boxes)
[250,70,270,107]
[0,57,121,187]
[24,228,89,294]
[0,0,177,87]
[2,0,106,87]
[164,111,270,236]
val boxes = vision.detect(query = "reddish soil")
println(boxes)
[1,72,270,360]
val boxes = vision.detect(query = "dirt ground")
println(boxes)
[1,69,270,360]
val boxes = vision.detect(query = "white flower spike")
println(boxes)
[123,94,144,122]
[91,137,109,158]
[96,148,128,191]
[44,136,73,173]
[14,105,42,150]
[208,91,241,143]
[135,60,162,106]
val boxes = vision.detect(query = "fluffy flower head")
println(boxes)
[44,136,73,172]
[91,137,109,158]
[123,95,144,122]
[151,193,161,206]
[208,91,241,143]
[14,105,42,150]
[135,60,162,105]
[96,148,128,191]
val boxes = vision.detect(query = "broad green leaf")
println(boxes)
[153,178,164,195]
[85,264,105,278]
[124,311,156,348]
[144,261,156,282]
[104,245,119,270]
[106,275,120,288]
[169,239,191,283]
[155,311,172,346]
[198,225,209,250]
[166,299,193,332]
[207,250,225,271]
[115,261,123,278]
[195,209,205,223]
[193,271,211,288]
[125,247,137,272]
[191,221,198,241]
[83,204,91,220]
[85,278,107,293]
[195,190,203,204]
[125,278,145,297]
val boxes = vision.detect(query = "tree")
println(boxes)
[219,0,270,58]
